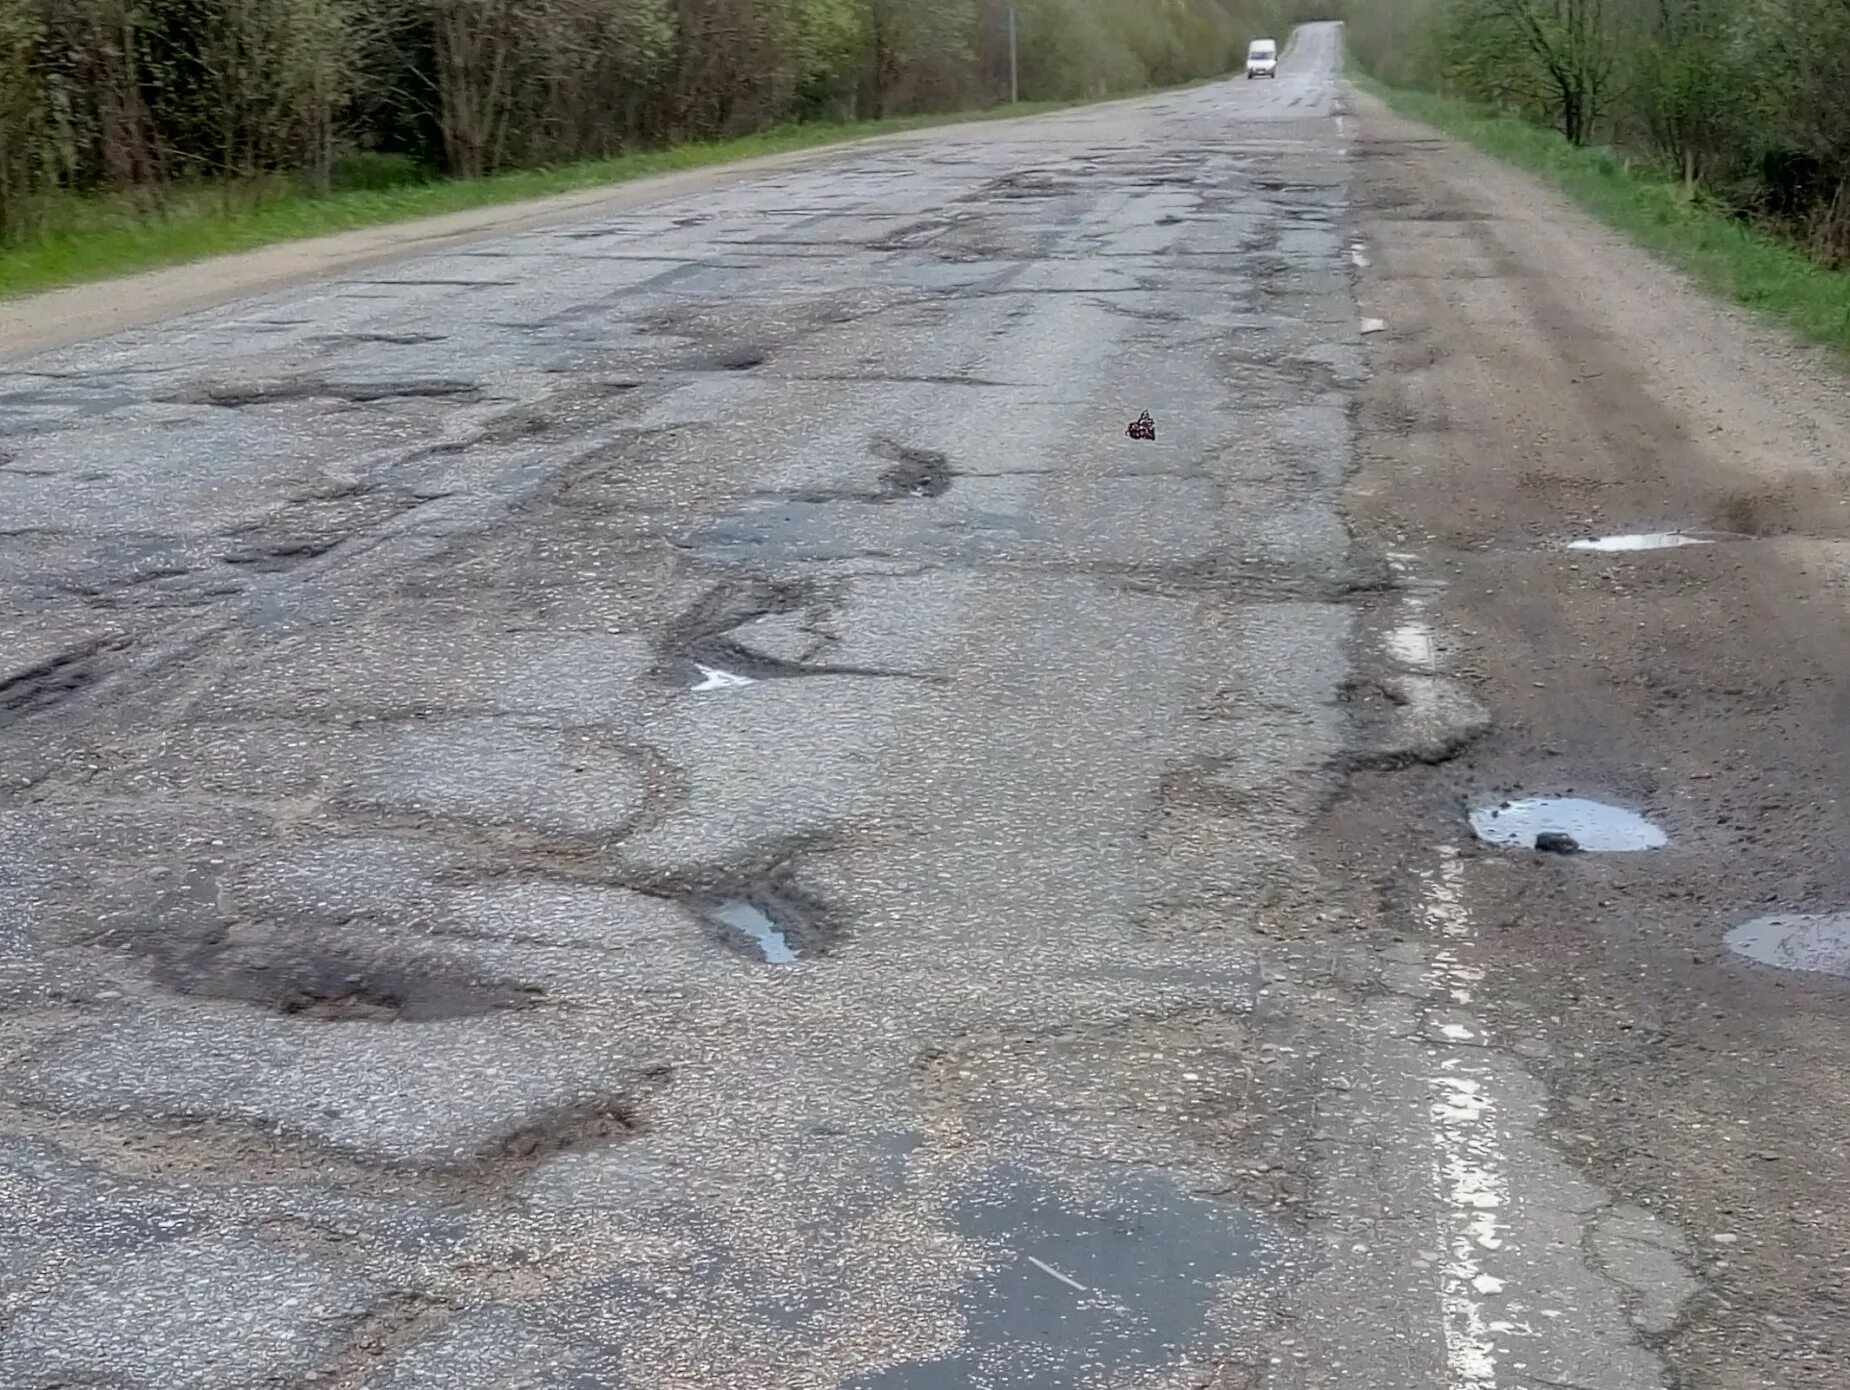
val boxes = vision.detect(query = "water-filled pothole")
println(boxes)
[1469,797,1668,852]
[707,899,800,963]
[1563,533,1712,552]
[1724,913,1850,978]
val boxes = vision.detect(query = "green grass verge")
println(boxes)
[1354,76,1850,357]
[0,103,1071,301]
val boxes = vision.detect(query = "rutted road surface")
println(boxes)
[0,21,1845,1390]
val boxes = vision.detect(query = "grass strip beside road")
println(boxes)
[0,104,1067,301]
[1355,78,1850,358]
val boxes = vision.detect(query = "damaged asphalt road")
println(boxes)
[4,20,1839,1390]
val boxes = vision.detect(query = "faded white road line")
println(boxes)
[1419,845,1507,1387]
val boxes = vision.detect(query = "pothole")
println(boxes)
[1724,913,1850,978]
[878,443,953,499]
[692,887,826,964]
[665,580,923,690]
[706,899,800,963]
[158,948,546,1021]
[1563,532,1713,552]
[1469,797,1668,852]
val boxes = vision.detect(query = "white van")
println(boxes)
[1246,38,1278,79]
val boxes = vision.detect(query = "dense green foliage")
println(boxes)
[0,0,1317,249]
[1346,0,1850,264]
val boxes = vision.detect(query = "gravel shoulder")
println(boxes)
[1333,89,1850,1390]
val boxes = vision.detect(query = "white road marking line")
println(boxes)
[1418,845,1506,1387]
[1392,564,1517,1387]
[1388,588,1439,673]
[1387,621,1439,673]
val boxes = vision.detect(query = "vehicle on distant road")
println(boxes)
[1246,38,1278,79]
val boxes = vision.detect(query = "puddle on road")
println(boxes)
[1470,797,1668,852]
[1564,533,1712,552]
[1725,913,1850,978]
[706,899,801,964]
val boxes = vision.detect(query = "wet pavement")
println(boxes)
[0,22,1715,1390]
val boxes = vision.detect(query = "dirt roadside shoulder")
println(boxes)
[1331,89,1850,1388]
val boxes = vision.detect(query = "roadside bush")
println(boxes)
[325,151,437,193]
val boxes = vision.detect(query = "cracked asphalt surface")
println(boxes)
[2,21,1844,1390]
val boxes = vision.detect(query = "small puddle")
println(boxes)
[1469,797,1667,852]
[706,898,800,964]
[1725,913,1850,978]
[1563,533,1711,552]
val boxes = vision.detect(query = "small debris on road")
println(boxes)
[1127,411,1157,441]
[1534,831,1581,855]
